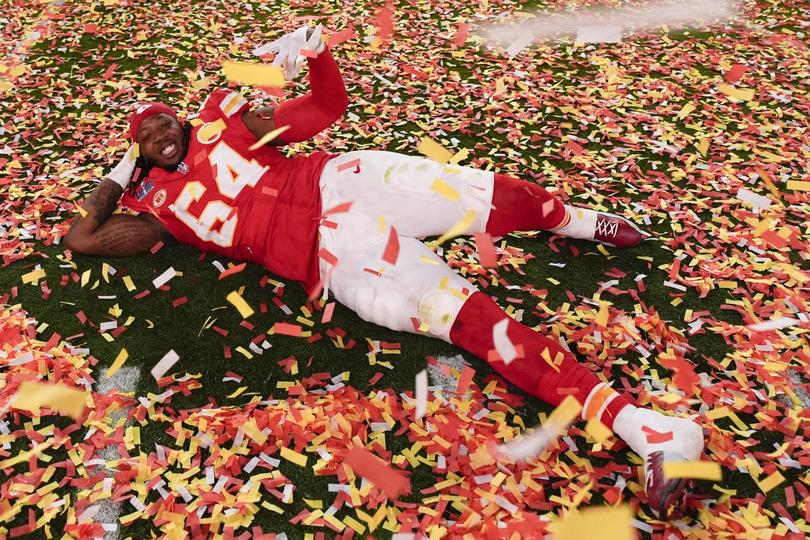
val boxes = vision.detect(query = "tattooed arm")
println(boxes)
[64,178,172,257]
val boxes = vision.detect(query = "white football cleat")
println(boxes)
[613,406,705,519]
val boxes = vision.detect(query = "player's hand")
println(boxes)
[253,24,325,81]
[105,144,138,190]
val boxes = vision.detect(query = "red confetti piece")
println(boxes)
[452,22,469,46]
[318,247,339,266]
[565,139,584,156]
[150,241,164,254]
[323,201,353,216]
[641,425,674,444]
[343,444,411,499]
[368,372,384,385]
[273,323,302,336]
[473,232,497,267]
[326,27,356,48]
[382,227,400,265]
[456,365,475,394]
[218,262,247,280]
[724,63,746,83]
[321,302,335,323]
[171,296,188,307]
[336,159,361,173]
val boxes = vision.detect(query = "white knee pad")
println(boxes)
[417,290,466,342]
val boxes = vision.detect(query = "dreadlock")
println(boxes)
[128,121,192,192]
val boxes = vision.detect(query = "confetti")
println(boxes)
[435,210,475,244]
[226,290,254,318]
[382,227,400,265]
[417,137,452,164]
[248,124,290,150]
[150,349,179,381]
[222,61,285,87]
[492,318,518,365]
[12,381,88,419]
[549,504,633,540]
[106,348,129,378]
[151,266,177,289]
[662,460,723,482]
[343,444,411,499]
[414,369,428,419]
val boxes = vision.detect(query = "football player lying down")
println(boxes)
[64,25,704,519]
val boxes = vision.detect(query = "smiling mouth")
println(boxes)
[160,142,178,160]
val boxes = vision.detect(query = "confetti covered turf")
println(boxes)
[1,0,809,538]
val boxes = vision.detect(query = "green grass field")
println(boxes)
[1,0,808,538]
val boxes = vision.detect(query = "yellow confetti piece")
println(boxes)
[595,301,609,326]
[226,386,248,398]
[76,204,87,218]
[431,179,460,201]
[0,440,54,469]
[549,504,633,540]
[435,210,475,244]
[123,275,136,292]
[222,61,285,87]
[677,102,695,119]
[696,137,709,157]
[417,137,453,164]
[786,180,810,191]
[241,419,267,445]
[448,147,469,165]
[280,446,308,467]
[131,143,139,159]
[12,381,88,419]
[717,83,754,101]
[756,471,784,493]
[663,460,722,481]
[80,269,91,287]
[106,348,128,378]
[198,118,227,142]
[585,417,612,444]
[248,124,291,151]
[21,268,46,284]
[226,291,254,318]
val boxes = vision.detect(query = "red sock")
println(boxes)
[449,292,633,429]
[485,174,567,236]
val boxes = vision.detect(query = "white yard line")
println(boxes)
[91,366,142,540]
[427,354,471,395]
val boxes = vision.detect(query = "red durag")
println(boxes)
[486,173,567,236]
[449,292,633,428]
[274,47,349,143]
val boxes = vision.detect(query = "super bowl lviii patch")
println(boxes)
[134,178,154,201]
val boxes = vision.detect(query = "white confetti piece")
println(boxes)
[492,318,518,365]
[150,350,179,381]
[747,318,800,332]
[415,370,428,419]
[152,267,177,289]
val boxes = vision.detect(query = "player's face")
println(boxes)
[137,113,184,169]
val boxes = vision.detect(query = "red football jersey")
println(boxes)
[120,89,336,292]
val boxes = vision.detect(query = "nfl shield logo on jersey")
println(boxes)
[134,178,155,201]
[177,161,189,175]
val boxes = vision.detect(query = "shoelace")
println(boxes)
[595,217,619,238]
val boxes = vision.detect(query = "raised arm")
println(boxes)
[63,178,171,257]
[242,39,349,145]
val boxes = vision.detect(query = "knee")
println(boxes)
[417,290,465,342]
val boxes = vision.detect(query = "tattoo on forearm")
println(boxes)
[94,215,162,256]
[84,180,122,223]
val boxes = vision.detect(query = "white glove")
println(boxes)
[105,145,138,190]
[253,24,325,81]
